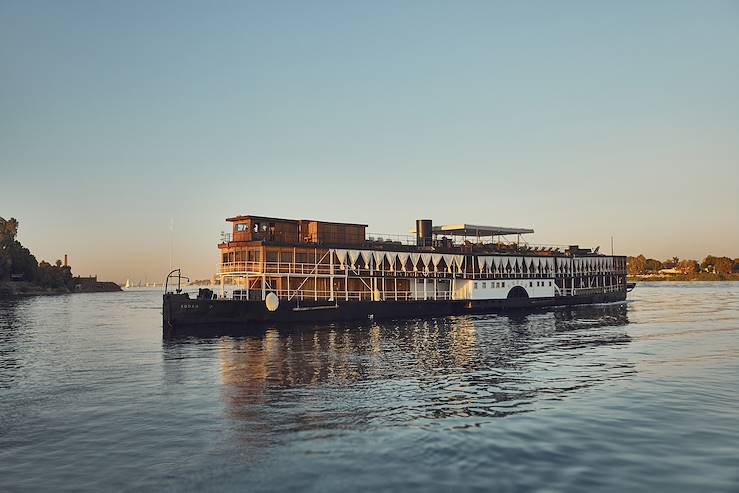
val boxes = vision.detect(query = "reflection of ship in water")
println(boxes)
[164,303,632,437]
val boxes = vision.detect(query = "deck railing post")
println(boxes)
[329,249,334,301]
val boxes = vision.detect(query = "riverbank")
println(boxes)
[629,273,739,282]
[0,279,122,298]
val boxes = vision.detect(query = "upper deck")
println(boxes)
[219,215,567,257]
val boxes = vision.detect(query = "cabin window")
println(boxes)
[295,252,310,264]
[222,253,229,263]
[474,282,478,289]
[236,223,248,232]
[502,282,505,287]
[266,251,278,262]
[253,222,260,233]
[530,282,533,287]
[549,281,552,286]
[482,282,486,288]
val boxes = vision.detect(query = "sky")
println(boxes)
[1,1,738,282]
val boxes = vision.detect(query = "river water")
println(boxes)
[1,283,737,492]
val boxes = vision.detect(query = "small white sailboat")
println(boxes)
[124,279,131,289]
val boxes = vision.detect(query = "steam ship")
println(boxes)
[163,215,631,333]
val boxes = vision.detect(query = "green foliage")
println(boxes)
[1,217,72,288]
[627,255,647,275]
[677,259,700,274]
[645,258,663,272]
[662,257,679,269]
[0,216,38,282]
[701,255,735,274]
[629,254,739,278]
[36,260,74,290]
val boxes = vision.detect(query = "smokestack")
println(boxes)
[64,254,68,267]
[416,219,432,247]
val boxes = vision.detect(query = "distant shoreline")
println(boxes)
[0,280,122,298]
[628,274,739,282]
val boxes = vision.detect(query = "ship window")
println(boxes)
[295,252,310,264]
[253,222,260,233]
[502,282,505,287]
[474,282,478,289]
[549,281,552,286]
[530,282,533,287]
[482,282,486,288]
[222,253,228,263]
[266,251,278,262]
[236,223,248,232]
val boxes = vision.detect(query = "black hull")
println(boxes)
[163,290,627,335]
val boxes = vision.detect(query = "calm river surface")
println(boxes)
[1,283,738,492]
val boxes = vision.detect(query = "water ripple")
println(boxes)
[1,285,738,492]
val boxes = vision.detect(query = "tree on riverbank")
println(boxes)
[1,216,38,282]
[36,260,74,290]
[677,259,700,274]
[701,255,735,275]
[628,253,737,277]
[1,217,74,289]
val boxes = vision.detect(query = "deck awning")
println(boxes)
[411,223,534,237]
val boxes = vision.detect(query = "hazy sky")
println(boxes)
[2,1,738,282]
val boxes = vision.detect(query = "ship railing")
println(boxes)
[220,261,627,279]
[365,233,573,251]
[365,233,417,246]
[228,288,454,302]
[557,284,624,297]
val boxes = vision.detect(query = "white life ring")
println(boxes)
[265,292,279,312]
